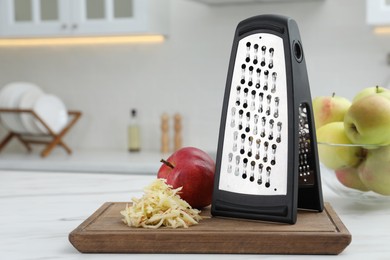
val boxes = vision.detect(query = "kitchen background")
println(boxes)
[0,0,389,157]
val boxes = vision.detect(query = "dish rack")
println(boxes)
[0,108,81,157]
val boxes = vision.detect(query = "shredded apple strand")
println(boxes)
[120,178,202,229]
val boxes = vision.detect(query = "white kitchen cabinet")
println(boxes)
[0,0,168,37]
[366,0,390,26]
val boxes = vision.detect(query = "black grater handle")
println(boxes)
[214,199,288,217]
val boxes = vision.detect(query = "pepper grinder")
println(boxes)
[174,113,182,151]
[161,113,170,153]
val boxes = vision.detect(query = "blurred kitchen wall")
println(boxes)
[0,0,389,154]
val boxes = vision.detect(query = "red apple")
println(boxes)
[157,147,215,209]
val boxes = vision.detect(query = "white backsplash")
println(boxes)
[0,0,389,154]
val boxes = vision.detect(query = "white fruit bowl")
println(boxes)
[317,142,390,204]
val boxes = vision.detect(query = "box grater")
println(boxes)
[211,15,323,224]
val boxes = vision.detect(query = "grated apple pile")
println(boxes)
[120,178,202,229]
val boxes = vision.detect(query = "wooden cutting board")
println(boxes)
[69,202,351,255]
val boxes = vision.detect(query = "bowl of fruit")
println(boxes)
[313,86,390,204]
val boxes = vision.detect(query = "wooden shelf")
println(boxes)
[0,109,81,157]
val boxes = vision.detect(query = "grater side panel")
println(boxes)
[218,33,288,196]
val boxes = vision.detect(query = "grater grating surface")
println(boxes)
[218,33,288,195]
[298,103,316,186]
[211,14,323,224]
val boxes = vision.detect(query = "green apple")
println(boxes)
[312,93,351,129]
[344,94,390,145]
[352,85,390,103]
[335,167,370,192]
[358,146,390,195]
[317,122,365,170]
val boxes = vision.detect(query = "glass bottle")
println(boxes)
[127,109,140,152]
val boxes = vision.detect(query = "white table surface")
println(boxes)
[1,170,389,260]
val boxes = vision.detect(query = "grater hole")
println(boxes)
[253,59,258,65]
[249,176,255,182]
[239,109,244,117]
[243,157,248,165]
[241,64,246,70]
[241,79,246,84]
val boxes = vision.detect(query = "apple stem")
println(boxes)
[332,92,335,98]
[160,159,175,169]
[376,85,379,93]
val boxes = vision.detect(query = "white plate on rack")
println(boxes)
[19,86,45,134]
[33,94,68,134]
[0,82,40,133]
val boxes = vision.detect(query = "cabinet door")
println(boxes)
[71,0,148,35]
[0,0,71,37]
[367,0,390,26]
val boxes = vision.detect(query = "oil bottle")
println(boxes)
[127,109,140,152]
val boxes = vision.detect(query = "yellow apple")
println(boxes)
[358,146,390,195]
[317,122,364,170]
[352,85,390,103]
[344,94,390,145]
[335,167,370,192]
[312,93,351,129]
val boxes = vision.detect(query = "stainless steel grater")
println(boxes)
[211,15,323,224]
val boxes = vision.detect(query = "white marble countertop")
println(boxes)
[1,170,390,260]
